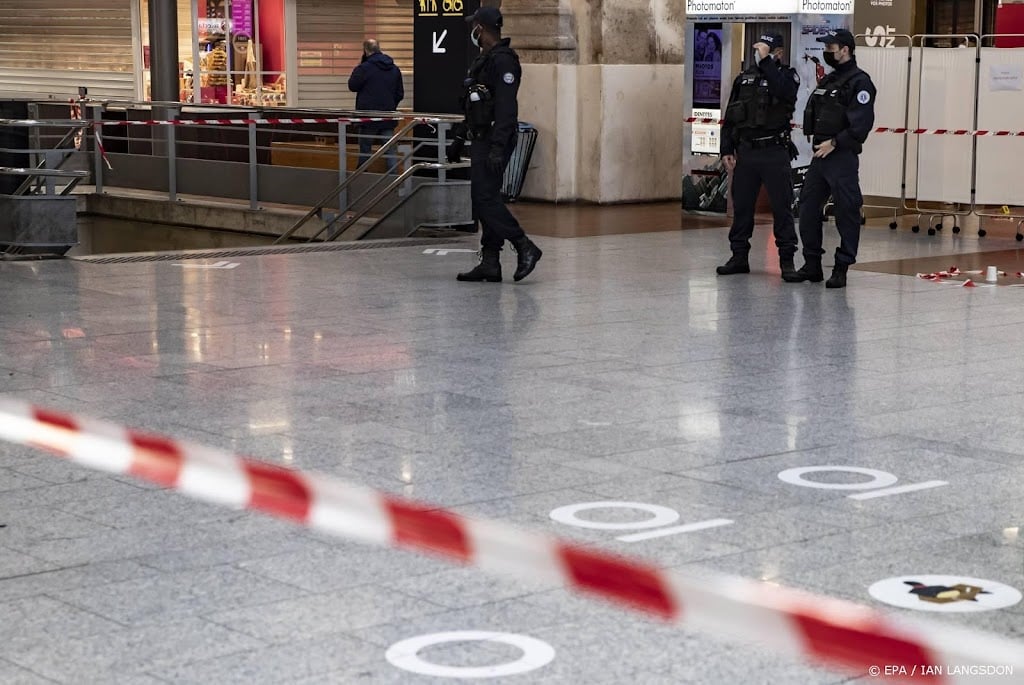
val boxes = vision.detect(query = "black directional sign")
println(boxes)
[414,0,481,114]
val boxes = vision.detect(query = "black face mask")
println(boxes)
[823,51,841,69]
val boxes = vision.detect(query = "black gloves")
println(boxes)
[446,122,468,164]
[487,147,506,175]
[446,137,465,164]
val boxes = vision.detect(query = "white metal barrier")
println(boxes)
[858,34,1024,238]
[976,36,1024,238]
[854,37,912,229]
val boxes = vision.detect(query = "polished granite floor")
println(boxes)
[1,218,1023,684]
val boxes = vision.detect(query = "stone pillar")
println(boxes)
[502,0,685,203]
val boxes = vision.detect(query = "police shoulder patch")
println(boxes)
[857,90,871,104]
[503,72,515,85]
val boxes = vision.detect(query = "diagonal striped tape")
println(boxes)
[0,399,1021,684]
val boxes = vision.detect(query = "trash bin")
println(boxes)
[502,122,537,202]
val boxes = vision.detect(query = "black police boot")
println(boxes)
[826,263,849,289]
[716,254,750,276]
[791,258,824,283]
[511,237,542,282]
[780,257,799,282]
[457,246,502,283]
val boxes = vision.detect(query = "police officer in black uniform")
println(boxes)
[717,33,800,281]
[792,29,876,289]
[447,7,542,283]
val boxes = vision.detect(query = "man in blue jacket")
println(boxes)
[348,39,405,171]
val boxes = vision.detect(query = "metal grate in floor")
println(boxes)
[72,238,465,264]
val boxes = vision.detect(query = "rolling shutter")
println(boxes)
[295,0,412,109]
[0,0,136,100]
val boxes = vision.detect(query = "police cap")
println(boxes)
[817,29,856,51]
[466,7,503,31]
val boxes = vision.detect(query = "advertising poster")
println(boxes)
[692,23,724,109]
[793,14,851,188]
[857,0,913,49]
[691,23,724,155]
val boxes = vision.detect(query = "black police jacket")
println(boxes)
[462,38,521,151]
[720,56,799,156]
[804,58,876,155]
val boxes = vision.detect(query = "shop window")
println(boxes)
[139,0,287,106]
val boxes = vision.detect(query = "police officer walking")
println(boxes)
[447,7,542,283]
[792,29,876,289]
[717,33,800,281]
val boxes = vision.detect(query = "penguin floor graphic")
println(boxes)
[869,575,1023,613]
[904,580,992,604]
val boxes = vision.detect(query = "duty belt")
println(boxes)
[740,132,789,149]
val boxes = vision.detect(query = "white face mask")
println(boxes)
[471,26,482,48]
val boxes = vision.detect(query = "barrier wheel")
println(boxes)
[935,224,944,231]
[912,225,920,233]
[952,226,961,234]
[979,229,987,237]
[889,221,898,230]
[927,228,936,236]
[1017,233,1024,242]
[861,216,867,226]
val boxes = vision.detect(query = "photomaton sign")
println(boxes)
[684,0,854,15]
[801,0,854,13]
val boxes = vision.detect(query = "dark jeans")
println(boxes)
[729,143,797,259]
[358,126,397,172]
[798,149,863,266]
[470,136,526,250]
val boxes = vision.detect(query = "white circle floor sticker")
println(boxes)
[869,575,1023,613]
[386,631,556,678]
[777,466,898,490]
[549,501,680,531]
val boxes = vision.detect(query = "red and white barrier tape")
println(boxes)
[685,117,1024,138]
[92,128,113,170]
[917,266,1024,285]
[91,116,427,127]
[0,116,451,128]
[0,399,1021,684]
[4,116,1023,136]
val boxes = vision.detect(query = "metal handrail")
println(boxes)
[0,119,91,128]
[274,118,426,244]
[1,105,468,235]
[318,136,439,239]
[0,167,88,178]
[324,161,470,242]
[0,166,89,198]
[14,126,82,196]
